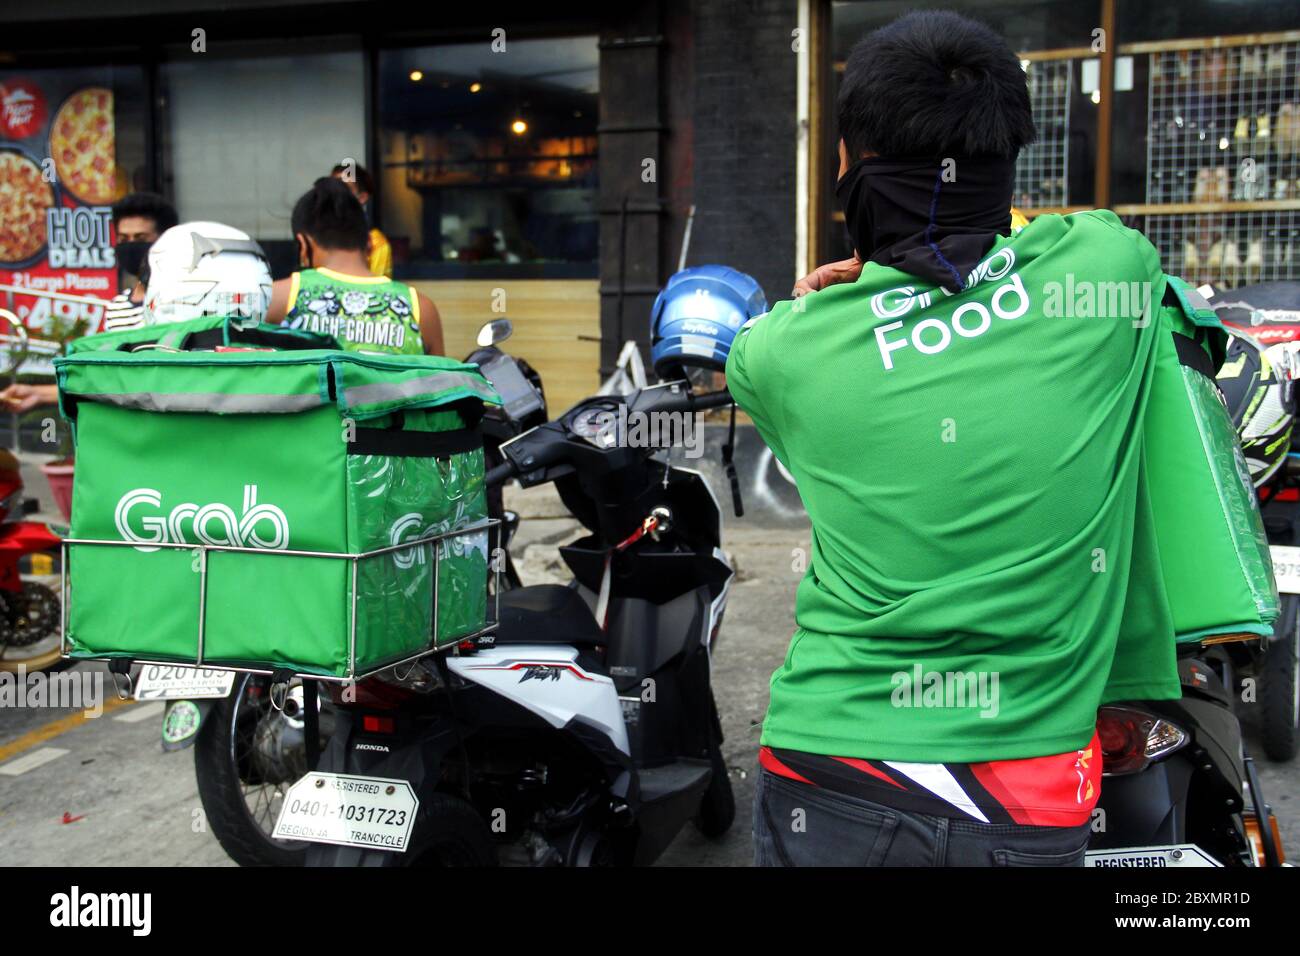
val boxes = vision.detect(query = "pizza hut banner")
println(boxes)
[0,68,120,347]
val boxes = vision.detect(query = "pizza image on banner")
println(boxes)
[50,87,115,205]
[0,148,54,264]
[0,71,119,337]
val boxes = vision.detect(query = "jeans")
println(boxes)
[752,768,1091,867]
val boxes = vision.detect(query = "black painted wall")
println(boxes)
[599,0,800,375]
[684,0,800,308]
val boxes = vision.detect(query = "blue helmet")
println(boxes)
[650,265,768,379]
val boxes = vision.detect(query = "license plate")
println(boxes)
[273,773,419,852]
[1086,844,1222,868]
[1271,545,1300,595]
[134,664,235,701]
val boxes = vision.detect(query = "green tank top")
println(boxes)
[284,267,423,355]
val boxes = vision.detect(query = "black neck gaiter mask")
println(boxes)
[835,156,1016,293]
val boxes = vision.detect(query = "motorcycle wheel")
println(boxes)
[0,582,70,674]
[194,674,316,866]
[406,793,498,866]
[1260,594,1300,761]
[0,640,66,674]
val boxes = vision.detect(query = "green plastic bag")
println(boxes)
[56,347,501,678]
[1144,276,1278,643]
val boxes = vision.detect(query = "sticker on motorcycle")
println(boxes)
[273,772,419,852]
[161,700,203,746]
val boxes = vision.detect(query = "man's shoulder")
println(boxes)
[1016,209,1160,280]
[1024,208,1145,249]
[758,280,866,328]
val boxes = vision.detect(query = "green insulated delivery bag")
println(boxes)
[64,314,341,356]
[1144,275,1279,642]
[55,347,501,679]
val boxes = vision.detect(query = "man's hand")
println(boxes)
[0,383,58,413]
[793,255,864,298]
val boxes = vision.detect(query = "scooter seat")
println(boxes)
[495,584,605,648]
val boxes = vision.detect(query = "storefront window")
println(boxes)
[831,0,1101,60]
[1118,1,1300,43]
[817,0,1300,289]
[377,37,599,279]
[160,45,365,276]
[1109,9,1300,287]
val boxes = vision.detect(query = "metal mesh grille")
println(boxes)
[1142,41,1300,289]
[1139,210,1300,288]
[1016,58,1072,209]
[1147,43,1300,205]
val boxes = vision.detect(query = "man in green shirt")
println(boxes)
[729,10,1180,866]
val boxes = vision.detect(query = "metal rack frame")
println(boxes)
[1016,55,1073,210]
[59,518,502,684]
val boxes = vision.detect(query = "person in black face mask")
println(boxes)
[103,192,179,332]
[732,9,1187,869]
[794,21,1034,297]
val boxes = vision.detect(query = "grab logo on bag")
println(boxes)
[389,512,481,569]
[115,485,290,552]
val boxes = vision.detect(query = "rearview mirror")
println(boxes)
[477,319,513,348]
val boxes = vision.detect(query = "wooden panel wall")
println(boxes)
[410,279,601,414]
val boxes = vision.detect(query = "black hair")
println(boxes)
[291,177,369,252]
[837,11,1036,161]
[110,191,179,233]
[331,161,375,197]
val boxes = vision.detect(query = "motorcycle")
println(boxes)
[1208,287,1300,762]
[1089,639,1286,866]
[0,448,65,675]
[143,321,544,866]
[282,368,738,866]
[0,309,66,675]
[1087,291,1292,867]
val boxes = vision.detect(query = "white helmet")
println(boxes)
[143,222,272,326]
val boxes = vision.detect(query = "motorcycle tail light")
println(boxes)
[362,715,395,734]
[1097,706,1189,775]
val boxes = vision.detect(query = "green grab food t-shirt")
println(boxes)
[726,210,1182,763]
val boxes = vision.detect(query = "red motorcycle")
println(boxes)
[0,307,66,673]
[0,448,65,674]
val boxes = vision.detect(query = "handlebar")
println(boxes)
[627,385,733,417]
[689,389,735,410]
[485,461,516,487]
[483,386,735,489]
